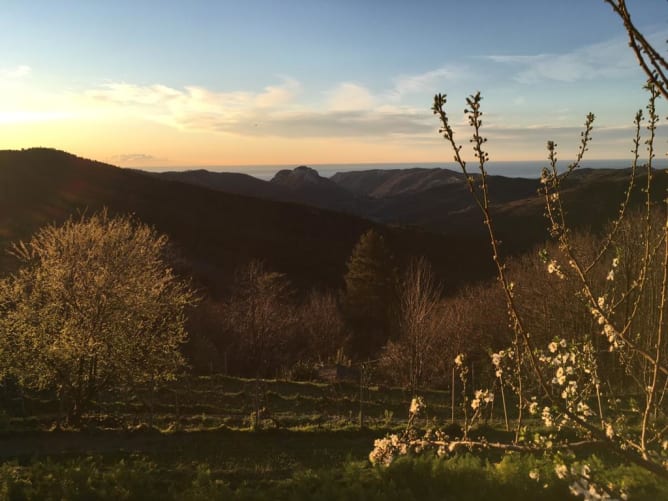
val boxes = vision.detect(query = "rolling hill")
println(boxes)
[0,148,496,295]
[154,164,665,255]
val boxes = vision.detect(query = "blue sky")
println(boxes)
[0,0,665,168]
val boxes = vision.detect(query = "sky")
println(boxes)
[0,0,666,170]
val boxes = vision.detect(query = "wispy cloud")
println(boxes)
[388,66,465,100]
[486,30,668,84]
[0,65,31,79]
[253,77,301,108]
[111,153,162,164]
[0,110,72,124]
[85,77,302,126]
[219,109,433,138]
[80,76,435,139]
[326,82,376,111]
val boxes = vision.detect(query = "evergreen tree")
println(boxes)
[342,229,398,359]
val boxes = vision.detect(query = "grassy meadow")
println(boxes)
[1,375,666,500]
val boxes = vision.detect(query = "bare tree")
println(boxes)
[295,290,348,364]
[604,0,668,100]
[223,260,295,378]
[380,257,445,392]
[431,83,668,478]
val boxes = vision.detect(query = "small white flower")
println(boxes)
[555,367,566,385]
[548,341,558,353]
[605,422,614,439]
[454,354,464,367]
[555,463,568,479]
[577,401,592,417]
[529,401,539,415]
[603,323,617,343]
[529,469,540,481]
[409,396,424,415]
[547,260,565,279]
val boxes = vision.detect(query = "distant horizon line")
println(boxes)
[133,158,665,180]
[138,158,644,170]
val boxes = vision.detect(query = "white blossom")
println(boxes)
[554,367,566,385]
[547,260,565,279]
[555,463,568,479]
[409,396,424,415]
[605,422,614,439]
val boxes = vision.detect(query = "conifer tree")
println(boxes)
[342,229,398,359]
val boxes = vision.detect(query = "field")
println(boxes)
[1,375,667,500]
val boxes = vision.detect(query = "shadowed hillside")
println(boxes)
[0,148,496,295]
[155,164,666,257]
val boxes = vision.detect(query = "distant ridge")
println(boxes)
[153,162,667,253]
[4,148,658,296]
[330,167,463,198]
[269,165,366,213]
[0,148,497,294]
[158,169,295,202]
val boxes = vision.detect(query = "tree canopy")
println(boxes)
[0,211,197,423]
[343,229,398,359]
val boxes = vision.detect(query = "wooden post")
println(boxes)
[500,376,510,432]
[451,365,455,424]
[359,363,365,429]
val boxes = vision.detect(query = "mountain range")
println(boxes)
[2,148,662,296]
[155,162,663,251]
[1,149,495,295]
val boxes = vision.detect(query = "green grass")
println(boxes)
[1,375,667,500]
[2,449,667,500]
[1,374,466,433]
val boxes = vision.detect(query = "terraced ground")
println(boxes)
[1,376,666,500]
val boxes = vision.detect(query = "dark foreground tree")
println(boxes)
[342,229,398,360]
[0,211,197,424]
[223,260,296,377]
[379,257,447,392]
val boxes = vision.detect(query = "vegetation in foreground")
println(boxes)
[1,447,667,500]
[0,374,666,500]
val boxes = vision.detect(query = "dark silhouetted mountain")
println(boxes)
[269,165,367,213]
[0,148,496,295]
[156,169,297,203]
[151,163,665,257]
[155,166,368,214]
[330,167,464,198]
